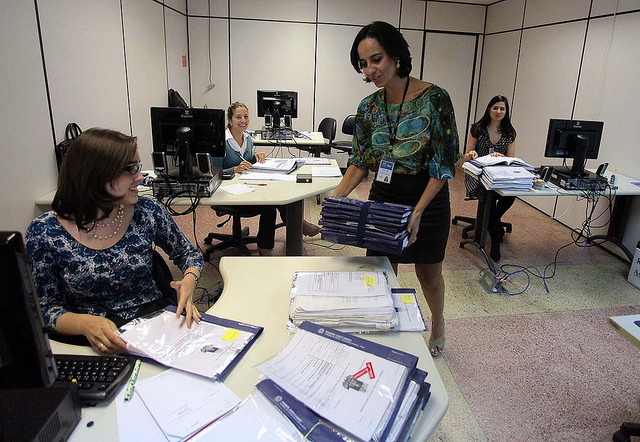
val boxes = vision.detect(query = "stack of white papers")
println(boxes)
[480,166,535,191]
[470,154,534,171]
[249,158,303,174]
[288,271,398,331]
[255,322,431,442]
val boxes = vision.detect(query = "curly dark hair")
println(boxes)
[350,21,412,82]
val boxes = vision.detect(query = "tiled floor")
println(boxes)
[169,171,640,441]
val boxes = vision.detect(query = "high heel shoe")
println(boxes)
[303,220,321,237]
[429,332,445,357]
[490,241,501,262]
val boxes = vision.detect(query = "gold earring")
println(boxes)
[395,60,400,69]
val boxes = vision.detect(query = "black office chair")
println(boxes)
[203,207,262,260]
[317,117,337,156]
[451,198,512,240]
[332,114,355,154]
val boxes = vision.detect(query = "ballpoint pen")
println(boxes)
[245,183,267,186]
[123,359,142,402]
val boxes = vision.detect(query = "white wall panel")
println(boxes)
[318,0,400,26]
[0,0,58,231]
[315,24,371,143]
[122,0,167,165]
[511,22,587,215]
[38,0,130,137]
[188,17,230,110]
[591,0,640,16]
[475,31,520,123]
[231,0,316,22]
[230,20,316,132]
[404,30,424,84]
[165,0,186,15]
[486,0,524,34]
[165,8,190,104]
[423,33,477,147]
[187,0,227,16]
[524,0,590,28]
[400,0,425,29]
[426,2,485,34]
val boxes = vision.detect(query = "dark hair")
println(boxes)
[227,101,249,129]
[53,128,138,230]
[350,21,412,82]
[470,95,517,139]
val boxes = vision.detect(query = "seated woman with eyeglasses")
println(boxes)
[26,128,204,354]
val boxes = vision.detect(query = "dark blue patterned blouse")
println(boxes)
[25,197,204,332]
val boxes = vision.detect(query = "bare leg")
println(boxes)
[415,262,445,356]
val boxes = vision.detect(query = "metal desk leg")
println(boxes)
[460,186,497,273]
[588,194,634,261]
[285,199,304,256]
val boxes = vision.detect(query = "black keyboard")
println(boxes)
[54,354,135,405]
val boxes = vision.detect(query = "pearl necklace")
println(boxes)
[92,204,124,240]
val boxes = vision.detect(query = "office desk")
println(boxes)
[253,131,326,157]
[51,256,448,441]
[460,170,640,272]
[35,160,341,256]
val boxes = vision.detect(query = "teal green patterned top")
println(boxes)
[348,84,460,179]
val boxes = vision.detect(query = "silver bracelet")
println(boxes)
[184,271,199,285]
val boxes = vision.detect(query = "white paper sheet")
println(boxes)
[291,271,390,297]
[311,166,342,177]
[256,329,408,441]
[219,183,255,195]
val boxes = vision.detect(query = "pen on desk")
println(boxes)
[123,359,142,402]
[245,183,267,186]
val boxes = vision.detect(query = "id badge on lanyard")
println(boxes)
[377,152,395,184]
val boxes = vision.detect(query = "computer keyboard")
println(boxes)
[54,354,135,405]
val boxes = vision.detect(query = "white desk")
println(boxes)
[52,256,449,441]
[35,160,341,256]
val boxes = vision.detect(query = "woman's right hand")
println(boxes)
[79,315,128,354]
[234,160,252,174]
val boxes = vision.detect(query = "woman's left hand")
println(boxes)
[254,152,265,163]
[171,277,202,328]
[407,209,423,245]
[490,152,505,157]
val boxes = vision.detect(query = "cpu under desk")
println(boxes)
[50,256,449,441]
[460,169,640,272]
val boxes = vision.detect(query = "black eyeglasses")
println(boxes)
[125,162,143,175]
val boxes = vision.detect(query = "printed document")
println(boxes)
[291,271,389,297]
[256,329,409,441]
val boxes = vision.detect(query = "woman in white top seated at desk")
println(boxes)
[461,95,517,262]
[222,102,320,255]
[25,128,204,354]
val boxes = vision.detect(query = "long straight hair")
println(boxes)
[471,95,516,139]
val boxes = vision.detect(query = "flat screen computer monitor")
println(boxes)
[0,231,58,389]
[256,90,298,128]
[544,119,604,176]
[150,107,226,179]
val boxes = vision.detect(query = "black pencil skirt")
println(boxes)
[366,169,450,264]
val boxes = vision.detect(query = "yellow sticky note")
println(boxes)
[364,274,376,286]
[222,328,241,341]
[401,294,414,304]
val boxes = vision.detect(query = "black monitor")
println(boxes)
[256,90,298,128]
[0,232,57,389]
[544,119,604,176]
[150,107,226,180]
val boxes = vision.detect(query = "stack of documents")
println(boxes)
[248,158,303,174]
[255,322,432,442]
[288,271,398,331]
[469,154,534,171]
[480,166,535,191]
[320,196,413,254]
[117,306,263,380]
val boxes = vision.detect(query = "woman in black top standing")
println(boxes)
[462,95,517,262]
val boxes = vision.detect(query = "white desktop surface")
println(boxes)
[50,256,449,441]
[35,159,340,207]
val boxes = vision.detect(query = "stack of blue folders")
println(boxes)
[320,196,413,254]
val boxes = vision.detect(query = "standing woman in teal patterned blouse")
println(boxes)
[333,21,459,357]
